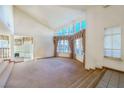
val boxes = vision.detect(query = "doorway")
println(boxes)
[14,36,33,61]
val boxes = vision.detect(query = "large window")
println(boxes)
[55,20,86,56]
[104,26,121,58]
[74,39,83,56]
[57,40,70,53]
[0,35,9,58]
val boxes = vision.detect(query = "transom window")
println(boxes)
[57,40,70,53]
[55,20,86,36]
[104,26,121,58]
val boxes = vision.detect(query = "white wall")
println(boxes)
[58,53,70,57]
[0,22,11,34]
[0,5,14,34]
[86,6,124,71]
[14,7,54,59]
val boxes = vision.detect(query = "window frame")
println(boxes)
[0,35,10,59]
[74,38,83,56]
[104,26,122,60]
[55,20,86,36]
[57,40,70,54]
[14,36,34,59]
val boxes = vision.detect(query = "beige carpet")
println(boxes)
[6,58,86,88]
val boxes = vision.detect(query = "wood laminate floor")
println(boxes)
[96,69,124,88]
[5,57,124,88]
[5,58,87,88]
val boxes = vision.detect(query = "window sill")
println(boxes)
[75,54,83,56]
[57,52,71,54]
[104,56,123,62]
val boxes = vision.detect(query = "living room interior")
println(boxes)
[0,5,124,88]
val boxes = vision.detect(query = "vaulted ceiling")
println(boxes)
[62,5,94,11]
[15,5,92,30]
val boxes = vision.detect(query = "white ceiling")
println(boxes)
[15,5,93,30]
[62,5,94,11]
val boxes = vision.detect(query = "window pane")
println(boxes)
[104,26,121,58]
[2,40,9,48]
[58,31,61,36]
[113,35,121,49]
[75,22,80,32]
[0,36,9,58]
[104,28,112,35]
[112,27,121,34]
[0,40,1,48]
[74,39,83,56]
[57,40,70,53]
[0,40,9,48]
[3,49,7,58]
[81,20,86,29]
[112,50,121,58]
[71,25,74,35]
[104,49,112,57]
[0,49,2,58]
[104,36,112,49]
[57,30,62,36]
[62,28,66,35]
[55,20,87,36]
